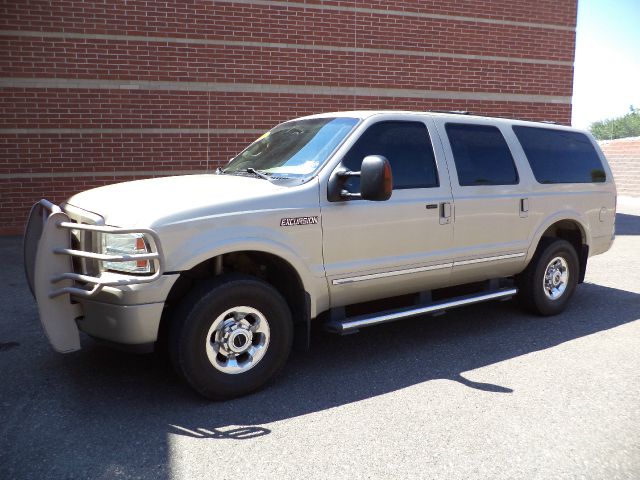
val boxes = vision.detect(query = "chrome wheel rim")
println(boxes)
[205,306,270,374]
[543,256,569,300]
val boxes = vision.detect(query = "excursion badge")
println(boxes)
[280,216,319,227]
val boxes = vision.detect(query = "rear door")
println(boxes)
[321,117,454,307]
[434,118,532,284]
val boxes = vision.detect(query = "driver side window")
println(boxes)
[341,121,439,191]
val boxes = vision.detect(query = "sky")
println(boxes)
[571,0,640,128]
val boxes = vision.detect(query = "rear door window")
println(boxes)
[513,126,606,183]
[445,124,519,186]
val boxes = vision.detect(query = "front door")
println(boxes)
[321,118,454,307]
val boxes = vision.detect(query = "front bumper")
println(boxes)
[77,299,165,345]
[24,199,167,353]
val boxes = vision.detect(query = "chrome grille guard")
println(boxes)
[24,199,165,299]
[23,199,166,353]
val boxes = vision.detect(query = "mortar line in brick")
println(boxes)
[221,0,576,31]
[0,170,210,180]
[0,78,572,104]
[0,30,575,67]
[0,128,265,135]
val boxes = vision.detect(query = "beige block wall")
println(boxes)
[600,137,640,197]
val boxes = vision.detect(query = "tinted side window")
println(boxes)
[342,121,439,190]
[513,126,606,183]
[445,124,519,186]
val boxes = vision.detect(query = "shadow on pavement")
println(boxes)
[2,281,639,478]
[615,213,640,235]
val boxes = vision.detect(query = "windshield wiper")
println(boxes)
[246,167,271,180]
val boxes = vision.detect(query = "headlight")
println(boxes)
[101,233,153,274]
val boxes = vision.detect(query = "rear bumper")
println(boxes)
[24,199,167,352]
[591,233,615,257]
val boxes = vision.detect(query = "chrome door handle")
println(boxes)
[440,202,452,224]
[520,198,529,218]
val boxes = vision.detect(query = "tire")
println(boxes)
[169,274,293,400]
[516,238,579,316]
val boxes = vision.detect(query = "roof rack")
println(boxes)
[540,120,557,124]
[429,110,471,115]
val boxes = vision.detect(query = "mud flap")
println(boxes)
[293,292,312,351]
[34,211,82,353]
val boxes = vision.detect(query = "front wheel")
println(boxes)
[517,238,579,316]
[169,274,293,399]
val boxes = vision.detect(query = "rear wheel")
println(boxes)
[517,238,579,316]
[169,274,293,399]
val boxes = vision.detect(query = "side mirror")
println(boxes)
[327,155,393,202]
[360,155,393,201]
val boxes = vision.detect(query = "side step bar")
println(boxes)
[324,287,518,334]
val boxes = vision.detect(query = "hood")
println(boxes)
[66,174,289,227]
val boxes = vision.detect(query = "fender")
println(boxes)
[524,209,591,267]
[159,224,329,318]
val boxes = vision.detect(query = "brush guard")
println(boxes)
[23,199,165,353]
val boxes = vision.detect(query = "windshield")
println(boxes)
[224,117,359,179]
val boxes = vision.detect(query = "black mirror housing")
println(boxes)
[326,155,393,202]
[360,155,393,201]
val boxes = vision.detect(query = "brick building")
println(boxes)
[0,0,578,234]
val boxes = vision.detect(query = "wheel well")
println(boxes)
[538,219,588,282]
[158,251,309,351]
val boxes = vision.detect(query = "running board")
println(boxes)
[324,287,518,334]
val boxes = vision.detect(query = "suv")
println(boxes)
[24,111,616,399]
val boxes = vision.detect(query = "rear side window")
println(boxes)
[342,121,439,190]
[445,124,519,186]
[513,126,606,183]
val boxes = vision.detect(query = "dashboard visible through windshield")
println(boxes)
[223,117,359,181]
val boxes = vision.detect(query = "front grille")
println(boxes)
[63,205,104,276]
[68,226,83,274]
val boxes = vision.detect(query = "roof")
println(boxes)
[296,110,585,133]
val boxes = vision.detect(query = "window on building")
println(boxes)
[445,124,519,186]
[341,121,439,190]
[513,126,606,183]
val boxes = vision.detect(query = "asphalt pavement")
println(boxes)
[1,205,639,479]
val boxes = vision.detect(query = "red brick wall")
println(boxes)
[600,138,640,197]
[0,0,577,234]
